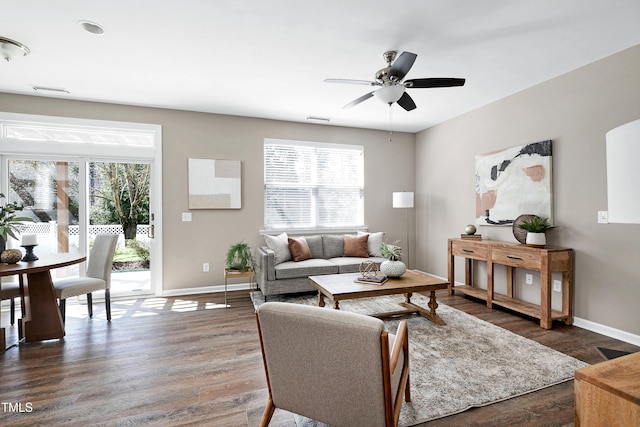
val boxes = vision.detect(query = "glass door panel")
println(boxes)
[89,161,151,295]
[8,160,80,279]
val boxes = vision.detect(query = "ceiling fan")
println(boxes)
[325,51,465,111]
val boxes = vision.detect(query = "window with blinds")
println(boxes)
[264,139,364,230]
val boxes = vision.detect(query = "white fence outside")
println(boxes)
[15,222,150,253]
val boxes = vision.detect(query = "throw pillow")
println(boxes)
[288,236,312,262]
[344,234,369,257]
[304,235,324,259]
[322,234,344,258]
[264,232,291,264]
[357,231,385,257]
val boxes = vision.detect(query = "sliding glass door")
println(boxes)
[0,112,162,297]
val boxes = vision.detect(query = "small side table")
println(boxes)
[223,268,255,306]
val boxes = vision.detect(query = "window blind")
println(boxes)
[264,139,364,230]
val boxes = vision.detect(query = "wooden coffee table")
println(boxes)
[309,270,449,325]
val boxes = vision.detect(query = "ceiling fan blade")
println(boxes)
[343,92,374,109]
[389,51,417,80]
[404,78,466,88]
[325,78,377,86]
[396,92,417,111]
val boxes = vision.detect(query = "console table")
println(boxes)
[447,238,574,329]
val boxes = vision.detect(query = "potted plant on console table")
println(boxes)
[517,216,551,247]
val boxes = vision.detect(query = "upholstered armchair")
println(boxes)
[256,302,410,427]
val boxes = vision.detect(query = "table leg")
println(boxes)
[317,292,325,307]
[21,271,65,342]
[405,292,413,304]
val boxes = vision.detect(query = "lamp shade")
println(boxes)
[393,191,414,208]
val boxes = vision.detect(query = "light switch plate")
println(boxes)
[597,211,608,223]
[553,280,562,292]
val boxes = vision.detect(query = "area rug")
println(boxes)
[251,291,589,426]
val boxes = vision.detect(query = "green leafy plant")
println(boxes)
[517,216,551,233]
[226,242,253,272]
[0,193,33,242]
[126,239,150,262]
[380,241,402,261]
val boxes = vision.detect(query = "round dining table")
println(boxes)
[0,253,86,349]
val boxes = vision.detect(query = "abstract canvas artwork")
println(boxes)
[188,158,241,209]
[475,140,552,226]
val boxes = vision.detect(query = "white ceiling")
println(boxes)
[1,0,639,133]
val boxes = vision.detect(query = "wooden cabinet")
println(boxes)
[574,352,640,426]
[448,238,574,329]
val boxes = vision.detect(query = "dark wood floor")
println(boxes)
[1,290,638,426]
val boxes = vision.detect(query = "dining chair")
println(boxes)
[256,301,410,427]
[1,279,23,325]
[53,234,119,322]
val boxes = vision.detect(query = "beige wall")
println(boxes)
[0,94,415,291]
[415,45,640,335]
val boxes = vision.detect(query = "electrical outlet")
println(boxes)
[182,212,192,222]
[525,274,533,285]
[553,280,562,292]
[202,262,209,272]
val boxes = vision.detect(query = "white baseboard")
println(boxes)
[418,270,640,347]
[160,282,253,297]
[573,317,640,347]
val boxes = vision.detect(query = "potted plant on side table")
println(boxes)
[517,216,551,247]
[225,242,254,272]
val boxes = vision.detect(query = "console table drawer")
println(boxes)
[451,241,489,260]
[491,247,542,270]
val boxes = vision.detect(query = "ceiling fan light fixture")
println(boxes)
[0,37,30,62]
[373,85,405,104]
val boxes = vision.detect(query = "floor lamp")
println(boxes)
[393,191,414,268]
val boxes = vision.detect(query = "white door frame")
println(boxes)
[0,112,163,296]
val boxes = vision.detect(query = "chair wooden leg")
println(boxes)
[59,299,66,323]
[105,289,111,321]
[259,398,275,427]
[405,371,411,402]
[87,293,93,318]
[10,298,15,325]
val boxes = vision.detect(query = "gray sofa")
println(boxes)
[255,232,388,297]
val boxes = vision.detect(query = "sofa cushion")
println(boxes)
[265,232,291,264]
[357,231,385,257]
[275,258,339,280]
[322,234,344,258]
[344,234,369,257]
[305,235,324,259]
[288,236,312,262]
[330,257,387,274]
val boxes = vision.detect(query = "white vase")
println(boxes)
[380,260,407,277]
[526,232,546,247]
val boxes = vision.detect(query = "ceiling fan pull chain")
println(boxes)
[388,104,394,142]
